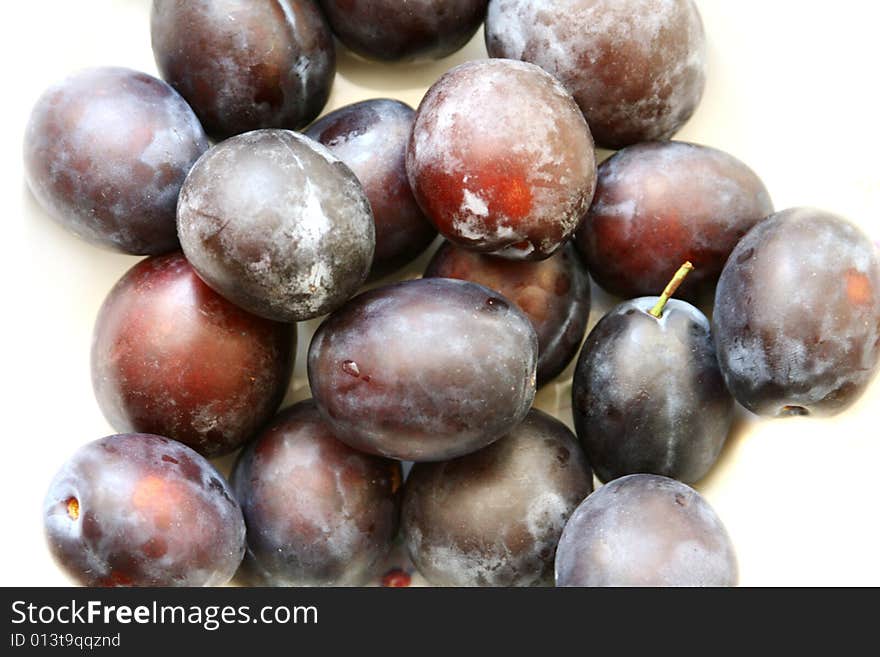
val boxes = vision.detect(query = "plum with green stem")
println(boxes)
[572,262,733,484]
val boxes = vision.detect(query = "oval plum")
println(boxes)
[402,409,593,586]
[555,474,737,587]
[308,278,538,461]
[575,141,773,301]
[305,99,436,278]
[177,129,375,322]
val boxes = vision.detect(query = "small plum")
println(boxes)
[575,141,774,301]
[572,263,733,484]
[305,99,436,277]
[151,0,335,140]
[177,129,375,322]
[486,0,706,149]
[319,0,488,62]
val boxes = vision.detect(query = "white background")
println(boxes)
[1,0,878,586]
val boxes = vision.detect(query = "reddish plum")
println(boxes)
[91,253,295,458]
[407,59,596,261]
[575,141,773,300]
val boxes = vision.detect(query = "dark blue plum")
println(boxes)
[572,265,733,484]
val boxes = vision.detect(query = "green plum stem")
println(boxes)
[649,261,694,318]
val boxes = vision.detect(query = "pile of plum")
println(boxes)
[30,1,880,587]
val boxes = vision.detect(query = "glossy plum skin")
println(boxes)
[23,67,208,255]
[402,409,593,586]
[151,0,335,140]
[485,0,706,149]
[555,474,737,587]
[231,400,402,586]
[308,278,538,461]
[572,298,733,484]
[713,208,880,417]
[177,130,375,322]
[425,242,590,385]
[319,0,488,62]
[305,99,436,278]
[91,253,295,458]
[44,433,245,587]
[407,59,596,261]
[575,142,774,301]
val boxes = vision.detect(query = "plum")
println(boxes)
[91,253,295,458]
[319,0,488,62]
[555,474,737,587]
[575,141,774,301]
[572,263,733,484]
[177,129,375,322]
[151,0,335,140]
[305,99,436,277]
[485,0,706,149]
[23,67,208,254]
[231,400,401,586]
[402,409,593,586]
[713,208,880,417]
[44,433,245,587]
[308,278,538,461]
[425,242,590,385]
[407,59,596,261]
